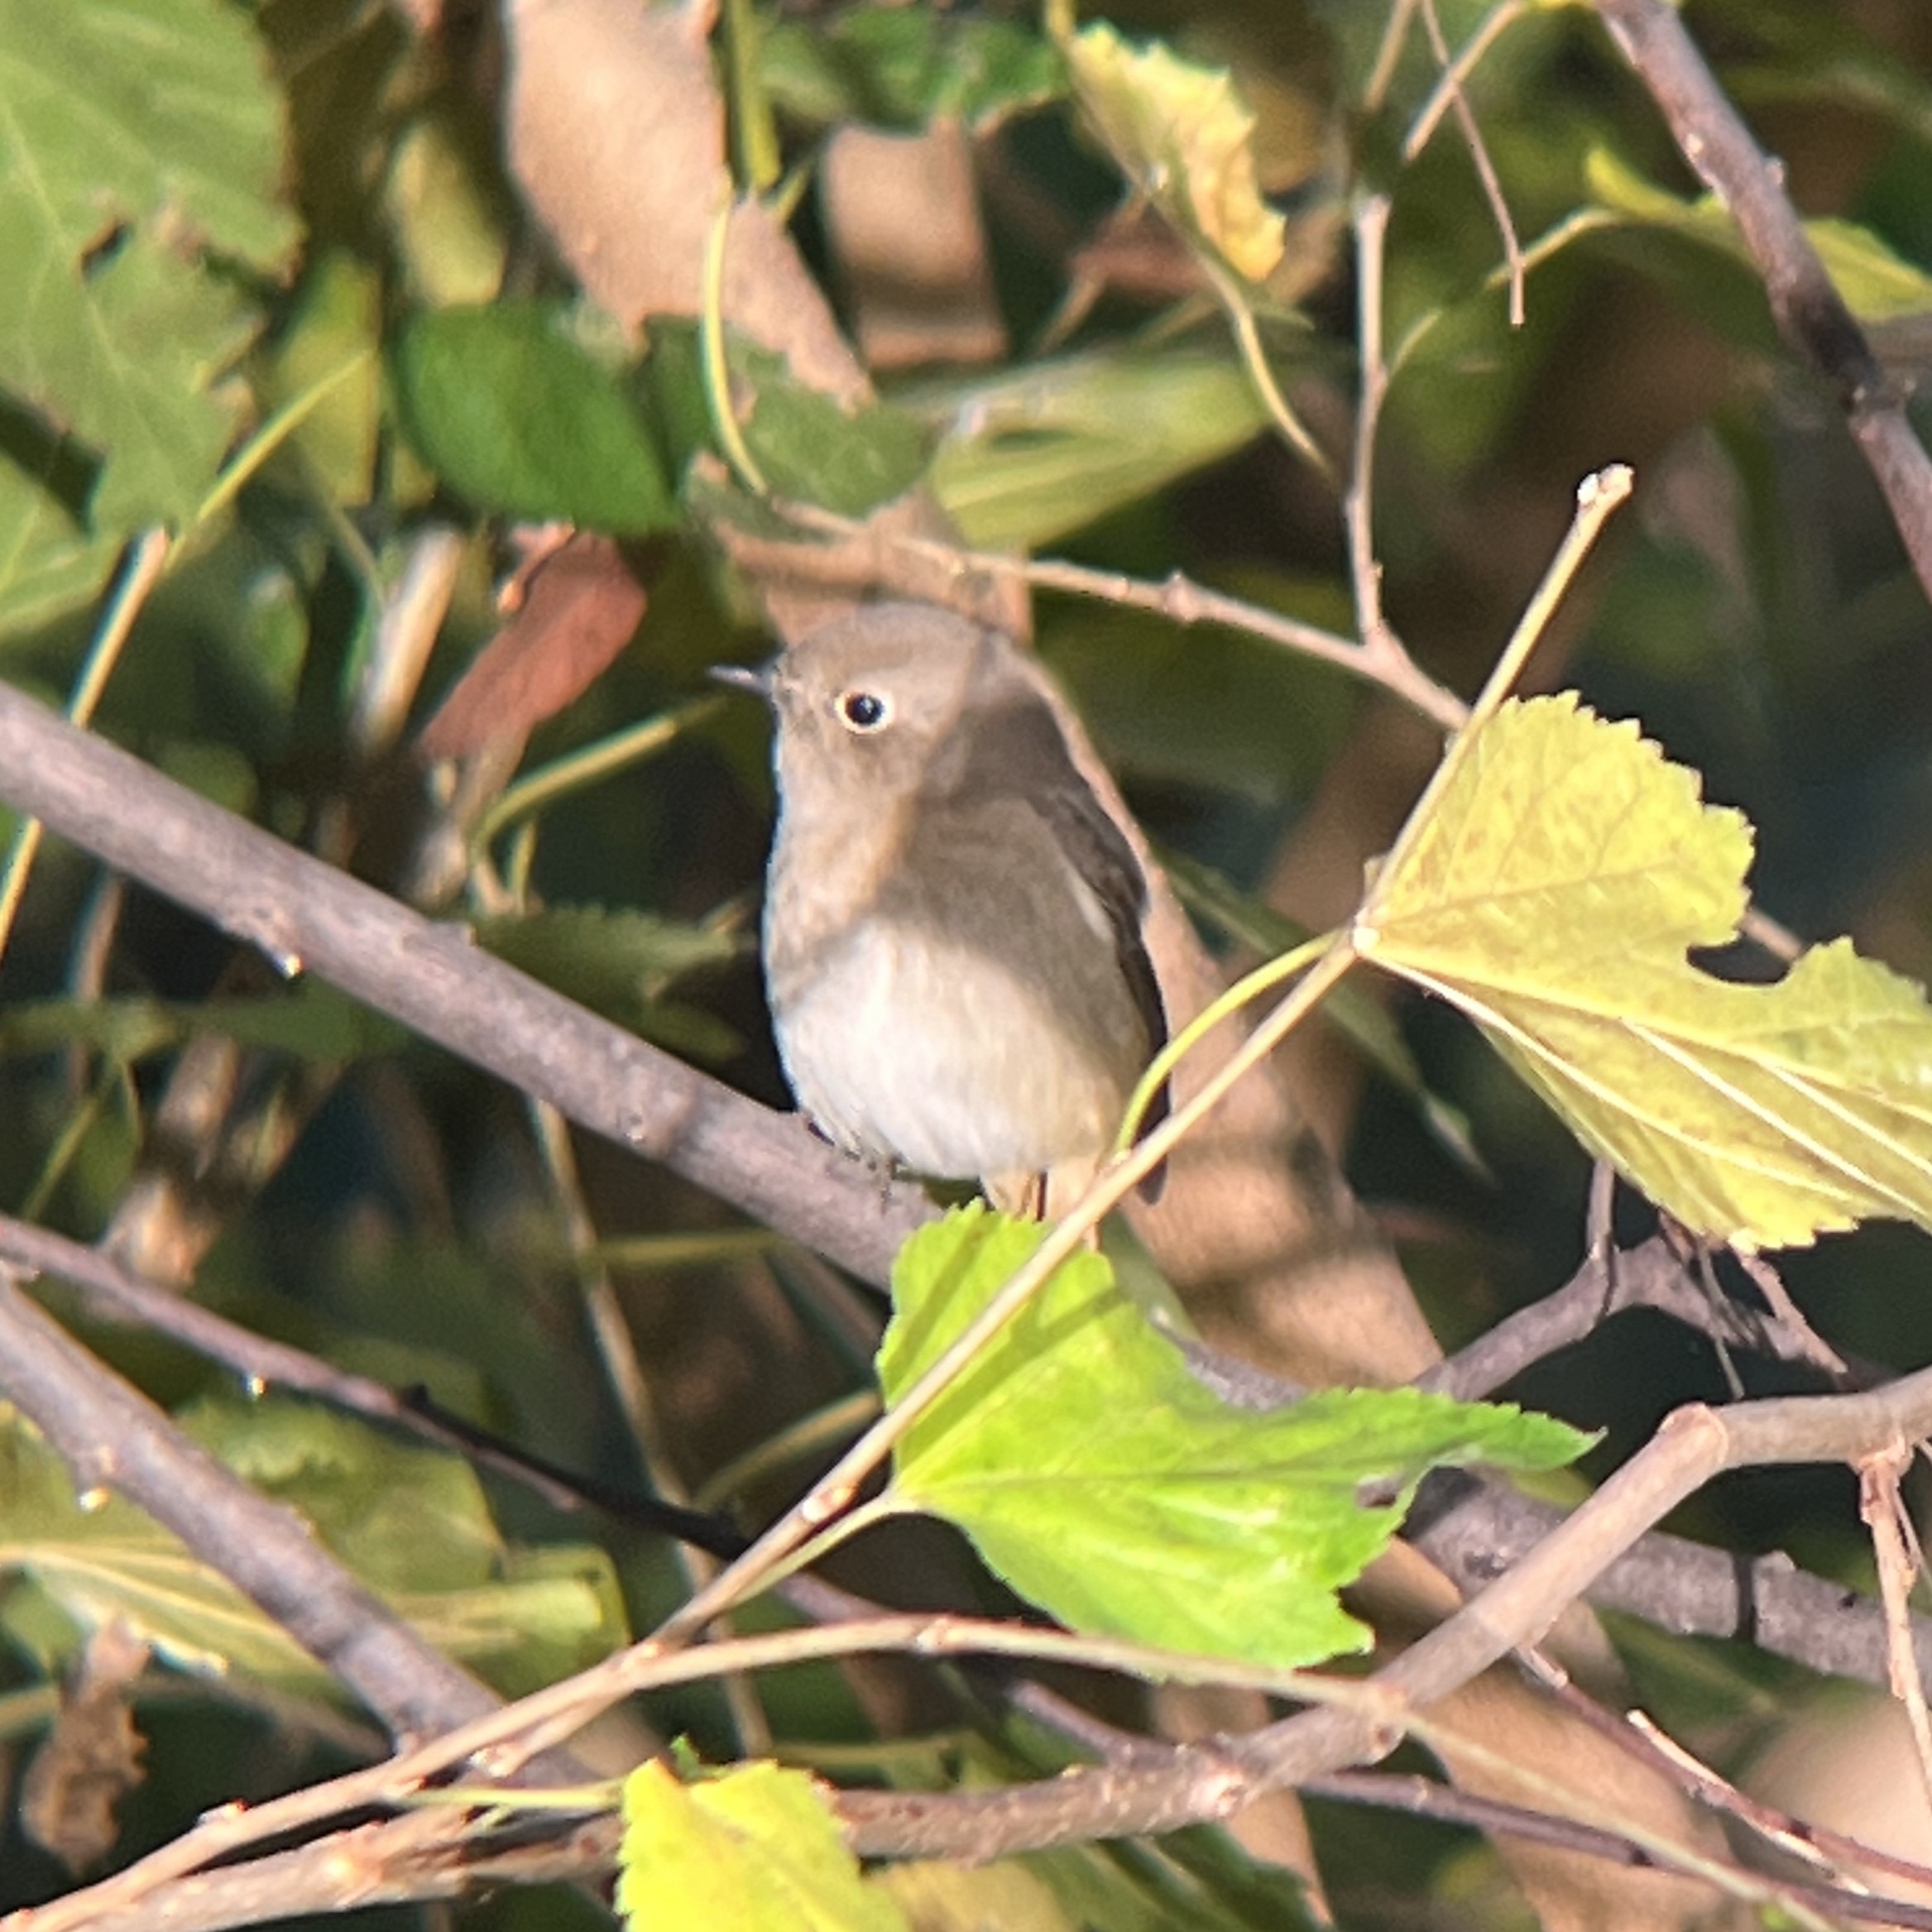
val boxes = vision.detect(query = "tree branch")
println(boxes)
[839,1364,1932,1858]
[0,1272,502,1745]
[0,680,932,1291]
[1594,0,1932,605]
[19,1186,1926,1704]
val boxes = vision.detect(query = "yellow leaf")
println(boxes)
[617,1760,908,1932]
[1066,24,1285,284]
[1355,694,1932,1250]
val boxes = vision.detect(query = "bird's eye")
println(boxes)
[837,689,890,732]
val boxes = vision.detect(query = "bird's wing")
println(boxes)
[952,695,1172,1178]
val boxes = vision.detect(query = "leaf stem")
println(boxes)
[1469,464,1632,732]
[0,527,169,965]
[1115,932,1335,1152]
[472,695,726,857]
[1357,463,1633,937]
[702,199,768,495]
[1198,252,1332,481]
[192,350,376,536]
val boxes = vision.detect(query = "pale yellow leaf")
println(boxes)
[1355,694,1932,1249]
[1066,24,1285,284]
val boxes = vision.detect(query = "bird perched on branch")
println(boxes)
[719,602,1170,1215]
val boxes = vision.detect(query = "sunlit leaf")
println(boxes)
[617,1759,908,1932]
[876,1208,1586,1670]
[0,0,296,530]
[0,1400,626,1695]
[1355,694,1932,1250]
[1064,24,1284,284]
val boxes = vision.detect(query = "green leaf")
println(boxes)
[877,1208,1587,1670]
[391,1544,630,1699]
[1548,149,1932,325]
[745,374,932,518]
[876,1861,1092,1932]
[0,1399,627,1695]
[617,1758,908,1932]
[912,350,1267,552]
[392,303,676,533]
[189,1398,509,1593]
[0,1405,326,1685]
[260,252,384,506]
[0,461,122,640]
[0,983,407,1066]
[475,904,742,1059]
[759,6,1064,134]
[1064,24,1284,284]
[642,320,931,517]
[0,0,297,529]
[1354,693,1932,1250]
[1042,588,1354,802]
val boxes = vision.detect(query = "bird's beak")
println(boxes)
[708,658,775,699]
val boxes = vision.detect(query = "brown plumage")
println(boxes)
[741,602,1169,1205]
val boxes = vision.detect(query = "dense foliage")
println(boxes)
[5,1,1932,1927]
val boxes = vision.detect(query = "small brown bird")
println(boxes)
[723,602,1168,1211]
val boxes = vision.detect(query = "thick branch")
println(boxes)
[1415,1233,1841,1399]
[1594,0,1932,604]
[841,1364,1932,1858]
[0,1273,501,1744]
[23,1189,1926,1699]
[1410,1471,1932,1685]
[0,680,932,1289]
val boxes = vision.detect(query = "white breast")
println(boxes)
[773,918,1133,1181]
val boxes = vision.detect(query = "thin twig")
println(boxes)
[1860,1445,1932,1823]
[1345,195,1396,656]
[1363,0,1424,116]
[350,524,466,760]
[1414,1233,1844,1402]
[1404,1,1527,161]
[764,495,1469,730]
[1416,0,1526,325]
[525,1088,769,1756]
[1196,251,1333,478]
[0,528,168,963]
[1571,1683,1932,1904]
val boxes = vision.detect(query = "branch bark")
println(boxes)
[0,679,932,1289]
[0,1272,502,1745]
[1594,0,1932,605]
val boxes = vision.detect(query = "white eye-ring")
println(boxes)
[837,688,891,732]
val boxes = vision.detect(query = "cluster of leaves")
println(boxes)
[4,0,1932,1925]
